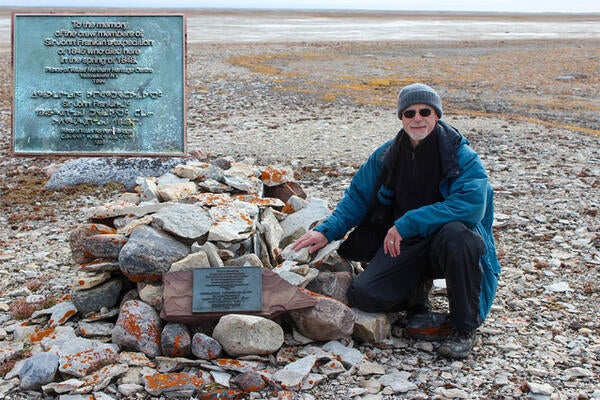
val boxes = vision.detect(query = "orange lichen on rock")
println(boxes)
[185,193,232,206]
[29,326,57,343]
[214,358,259,372]
[49,308,77,327]
[119,307,144,339]
[231,194,284,208]
[238,211,254,226]
[118,351,156,367]
[280,203,296,214]
[170,333,189,357]
[206,348,219,359]
[145,372,206,393]
[115,301,161,355]
[260,166,290,185]
[59,346,118,377]
[87,223,117,235]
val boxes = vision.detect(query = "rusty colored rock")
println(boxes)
[289,290,355,341]
[191,332,222,360]
[213,358,261,373]
[161,323,192,358]
[69,223,117,263]
[143,372,206,396]
[263,181,307,204]
[260,165,294,187]
[58,345,119,378]
[230,371,266,392]
[87,233,128,259]
[112,300,162,358]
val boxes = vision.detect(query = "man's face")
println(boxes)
[400,103,439,146]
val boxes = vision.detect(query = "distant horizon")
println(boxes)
[0,0,598,14]
[4,7,599,44]
[2,6,600,16]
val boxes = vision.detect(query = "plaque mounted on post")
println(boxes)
[11,13,186,156]
[193,267,263,314]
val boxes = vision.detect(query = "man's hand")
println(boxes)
[384,226,402,258]
[291,230,328,254]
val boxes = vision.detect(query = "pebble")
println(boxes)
[161,323,192,358]
[191,332,223,360]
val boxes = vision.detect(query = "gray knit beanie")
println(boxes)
[397,83,443,119]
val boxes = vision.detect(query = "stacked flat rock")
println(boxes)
[2,156,396,399]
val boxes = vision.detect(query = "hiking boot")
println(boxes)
[437,329,476,359]
[405,312,452,341]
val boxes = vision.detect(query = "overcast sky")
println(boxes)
[2,0,599,13]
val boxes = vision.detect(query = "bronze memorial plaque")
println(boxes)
[12,13,186,156]
[193,267,263,314]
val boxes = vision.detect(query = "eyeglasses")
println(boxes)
[402,108,433,119]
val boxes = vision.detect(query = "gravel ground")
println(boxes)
[1,37,600,399]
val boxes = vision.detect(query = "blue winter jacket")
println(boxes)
[314,120,500,321]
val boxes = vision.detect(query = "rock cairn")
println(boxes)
[2,156,396,399]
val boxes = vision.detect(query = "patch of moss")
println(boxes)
[0,169,123,232]
[227,54,284,75]
[9,295,59,320]
[224,42,600,134]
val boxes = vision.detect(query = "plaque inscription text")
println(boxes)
[193,267,263,314]
[12,14,186,155]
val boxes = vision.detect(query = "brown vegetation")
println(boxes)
[226,39,599,133]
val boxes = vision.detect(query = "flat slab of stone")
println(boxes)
[45,158,184,189]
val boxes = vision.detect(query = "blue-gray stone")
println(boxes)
[191,332,222,360]
[71,279,123,315]
[112,300,162,358]
[19,352,59,390]
[45,157,184,190]
[118,225,189,282]
[161,323,192,358]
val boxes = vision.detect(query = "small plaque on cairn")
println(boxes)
[192,267,263,314]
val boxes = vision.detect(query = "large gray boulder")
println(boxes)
[212,314,284,357]
[45,157,184,190]
[118,225,189,282]
[289,291,355,341]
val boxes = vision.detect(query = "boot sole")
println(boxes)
[405,323,452,341]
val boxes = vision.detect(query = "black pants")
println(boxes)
[346,222,485,332]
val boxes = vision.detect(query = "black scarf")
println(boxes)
[337,125,443,262]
